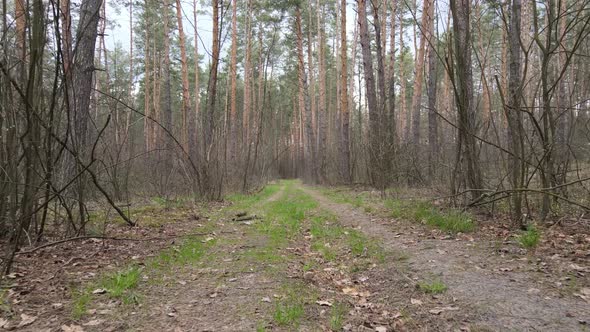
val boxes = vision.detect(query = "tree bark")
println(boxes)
[176,0,192,152]
[295,5,315,182]
[229,0,238,164]
[357,0,380,185]
[450,0,483,198]
[411,0,431,146]
[340,0,351,183]
[426,0,438,180]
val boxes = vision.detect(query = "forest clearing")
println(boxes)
[1,0,590,330]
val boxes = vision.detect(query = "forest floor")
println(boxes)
[2,180,590,331]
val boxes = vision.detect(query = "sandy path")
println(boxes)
[301,184,589,332]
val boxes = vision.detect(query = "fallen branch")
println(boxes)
[16,232,211,255]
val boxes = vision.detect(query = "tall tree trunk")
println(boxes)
[60,0,72,75]
[205,0,220,152]
[387,0,397,144]
[307,0,317,162]
[371,1,387,115]
[427,0,438,180]
[340,0,351,183]
[15,0,27,74]
[450,0,482,198]
[317,0,327,182]
[176,0,192,152]
[72,0,102,226]
[143,13,152,152]
[295,5,315,182]
[229,0,238,165]
[411,0,431,146]
[242,0,252,148]
[357,0,380,186]
[555,0,568,185]
[193,0,200,159]
[506,0,525,224]
[399,14,408,141]
[162,0,172,137]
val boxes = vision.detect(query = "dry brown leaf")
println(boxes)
[83,319,103,326]
[61,325,85,332]
[429,306,459,315]
[17,314,36,328]
[342,287,359,295]
[410,298,422,305]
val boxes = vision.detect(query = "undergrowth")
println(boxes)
[320,188,475,233]
[386,199,475,233]
[518,225,540,249]
[418,279,448,294]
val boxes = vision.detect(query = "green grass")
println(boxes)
[346,230,386,262]
[226,183,281,208]
[72,266,142,319]
[71,234,213,319]
[330,303,347,331]
[71,182,287,320]
[244,247,285,263]
[272,282,317,328]
[273,302,304,327]
[0,290,10,315]
[321,188,475,234]
[418,279,448,294]
[256,185,317,246]
[256,323,267,332]
[71,290,91,319]
[386,200,474,233]
[99,266,141,299]
[518,225,540,249]
[318,188,368,209]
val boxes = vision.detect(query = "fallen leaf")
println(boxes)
[429,306,459,315]
[570,264,589,272]
[0,318,8,328]
[83,320,103,326]
[574,288,590,302]
[359,290,371,297]
[315,300,333,307]
[92,288,107,294]
[342,287,359,296]
[410,298,422,305]
[527,288,540,294]
[261,297,272,303]
[17,314,36,328]
[376,327,387,332]
[61,325,85,332]
[209,292,218,298]
[167,312,177,318]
